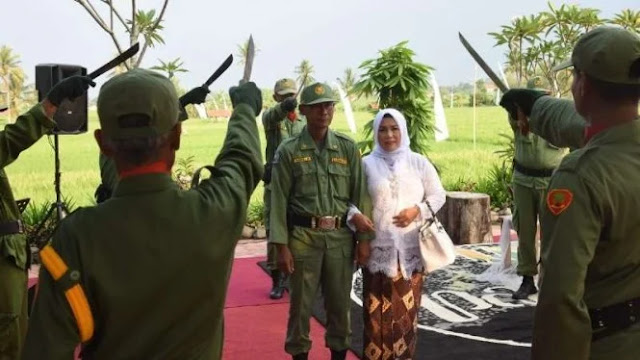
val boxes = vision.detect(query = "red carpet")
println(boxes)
[225,257,289,308]
[223,256,359,360]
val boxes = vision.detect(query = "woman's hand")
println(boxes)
[356,241,371,266]
[392,205,420,228]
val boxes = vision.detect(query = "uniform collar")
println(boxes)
[113,173,178,198]
[119,161,170,179]
[586,119,640,146]
[584,117,637,143]
[298,126,340,151]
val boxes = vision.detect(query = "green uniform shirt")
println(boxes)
[0,104,55,269]
[511,128,566,189]
[529,96,586,150]
[532,120,640,359]
[269,126,373,246]
[23,104,263,360]
[262,104,306,167]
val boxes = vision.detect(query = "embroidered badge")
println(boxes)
[331,157,348,165]
[546,189,574,215]
[293,156,312,163]
[314,85,325,95]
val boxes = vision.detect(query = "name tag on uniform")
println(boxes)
[293,156,312,163]
[331,157,348,165]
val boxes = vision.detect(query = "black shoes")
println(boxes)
[291,349,345,359]
[512,275,538,300]
[292,352,308,360]
[330,349,347,360]
[269,270,288,299]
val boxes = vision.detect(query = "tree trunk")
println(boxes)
[436,191,492,245]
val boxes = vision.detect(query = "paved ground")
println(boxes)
[234,223,510,259]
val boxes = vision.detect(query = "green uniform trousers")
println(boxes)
[285,228,354,355]
[263,185,277,269]
[512,183,547,276]
[0,258,27,359]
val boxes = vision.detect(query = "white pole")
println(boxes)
[473,65,477,150]
[450,88,454,108]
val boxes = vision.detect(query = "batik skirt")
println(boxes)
[362,267,424,360]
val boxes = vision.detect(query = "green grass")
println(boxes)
[3,105,512,208]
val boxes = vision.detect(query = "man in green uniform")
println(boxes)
[502,26,640,359]
[501,87,586,150]
[263,78,306,299]
[0,75,94,358]
[23,70,263,359]
[509,77,566,300]
[269,82,374,360]
[94,85,210,203]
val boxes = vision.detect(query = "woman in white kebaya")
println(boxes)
[361,108,446,360]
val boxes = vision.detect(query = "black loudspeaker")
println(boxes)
[35,64,88,134]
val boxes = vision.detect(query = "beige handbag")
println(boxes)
[419,202,456,273]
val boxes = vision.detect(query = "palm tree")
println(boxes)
[0,46,22,121]
[150,58,188,80]
[74,0,169,70]
[8,68,25,119]
[294,59,315,87]
[129,9,166,67]
[609,9,640,33]
[489,14,544,86]
[337,68,358,95]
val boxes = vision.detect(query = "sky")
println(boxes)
[1,0,637,95]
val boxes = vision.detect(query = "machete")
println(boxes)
[241,35,255,84]
[203,54,233,88]
[458,32,508,93]
[88,42,140,79]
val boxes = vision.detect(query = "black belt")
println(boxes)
[289,214,347,230]
[0,220,24,236]
[590,297,640,341]
[513,160,555,178]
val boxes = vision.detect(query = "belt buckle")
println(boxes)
[316,216,337,230]
[17,220,24,234]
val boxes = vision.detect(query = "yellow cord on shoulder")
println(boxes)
[39,244,95,342]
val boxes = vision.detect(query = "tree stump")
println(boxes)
[436,191,492,245]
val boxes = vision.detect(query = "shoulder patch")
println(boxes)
[546,189,573,215]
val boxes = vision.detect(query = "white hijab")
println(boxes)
[371,108,411,165]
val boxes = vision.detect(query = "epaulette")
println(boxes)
[334,131,356,144]
[280,134,301,147]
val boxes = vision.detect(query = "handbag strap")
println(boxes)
[425,200,438,220]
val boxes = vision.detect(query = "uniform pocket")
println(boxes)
[328,164,351,200]
[293,164,318,197]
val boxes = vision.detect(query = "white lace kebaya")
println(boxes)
[363,108,446,279]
